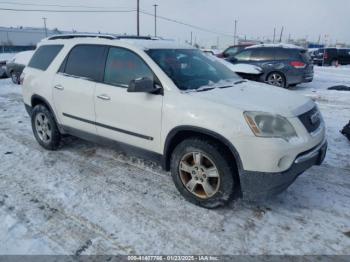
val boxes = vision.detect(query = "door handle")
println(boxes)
[97,94,111,101]
[54,84,64,90]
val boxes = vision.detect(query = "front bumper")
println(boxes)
[240,139,327,200]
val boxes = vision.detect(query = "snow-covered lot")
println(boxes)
[0,67,349,255]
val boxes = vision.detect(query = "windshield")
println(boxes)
[146,49,240,91]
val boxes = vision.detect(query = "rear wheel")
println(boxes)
[266,72,286,88]
[170,138,237,208]
[31,104,61,150]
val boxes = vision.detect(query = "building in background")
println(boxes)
[0,26,69,53]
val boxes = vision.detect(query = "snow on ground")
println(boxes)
[0,67,349,255]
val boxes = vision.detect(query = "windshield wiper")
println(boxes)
[195,87,216,92]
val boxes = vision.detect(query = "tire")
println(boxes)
[289,84,298,87]
[170,138,238,208]
[266,72,286,88]
[31,104,61,150]
[11,72,19,84]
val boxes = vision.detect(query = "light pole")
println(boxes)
[233,20,237,45]
[153,4,158,37]
[137,0,140,36]
[42,17,48,37]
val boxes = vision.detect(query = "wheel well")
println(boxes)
[164,129,241,173]
[164,129,242,195]
[31,96,48,108]
[30,95,64,133]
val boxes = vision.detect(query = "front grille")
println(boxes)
[298,107,321,133]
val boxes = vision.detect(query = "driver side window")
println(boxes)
[104,47,154,88]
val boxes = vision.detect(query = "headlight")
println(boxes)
[244,111,297,140]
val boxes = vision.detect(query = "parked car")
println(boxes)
[6,50,34,84]
[312,48,338,66]
[312,48,350,66]
[22,34,327,208]
[214,56,264,81]
[217,44,253,58]
[200,48,221,56]
[0,53,15,78]
[227,44,314,88]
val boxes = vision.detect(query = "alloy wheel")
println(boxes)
[267,73,285,87]
[35,113,52,143]
[179,152,220,199]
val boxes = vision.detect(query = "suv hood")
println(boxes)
[190,81,314,118]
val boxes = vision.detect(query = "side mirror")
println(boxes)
[127,77,162,94]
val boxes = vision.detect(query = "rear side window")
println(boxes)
[274,49,292,60]
[251,48,275,61]
[234,49,253,61]
[63,45,106,81]
[104,47,154,87]
[28,45,63,71]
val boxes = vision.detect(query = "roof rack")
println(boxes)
[47,34,161,41]
[115,35,159,40]
[47,34,117,40]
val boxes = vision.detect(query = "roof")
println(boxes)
[246,43,305,50]
[120,39,193,50]
[42,33,193,50]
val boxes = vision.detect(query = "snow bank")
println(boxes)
[0,53,16,62]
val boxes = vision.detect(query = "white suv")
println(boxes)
[22,34,327,208]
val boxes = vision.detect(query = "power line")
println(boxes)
[0,1,129,9]
[0,7,135,13]
[139,10,234,38]
[0,5,234,38]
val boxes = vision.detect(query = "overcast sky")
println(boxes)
[0,0,349,48]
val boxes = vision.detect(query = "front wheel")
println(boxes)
[266,72,286,88]
[170,138,238,208]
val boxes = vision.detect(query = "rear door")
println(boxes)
[94,46,163,153]
[52,44,106,134]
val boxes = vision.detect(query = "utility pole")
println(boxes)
[279,26,284,43]
[233,20,238,45]
[273,27,276,43]
[153,4,158,37]
[42,17,47,37]
[137,0,140,36]
[190,31,193,46]
[317,34,321,45]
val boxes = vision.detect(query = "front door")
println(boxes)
[94,47,163,153]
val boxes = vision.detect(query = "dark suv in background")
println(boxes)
[227,44,313,88]
[312,48,350,66]
[217,44,254,58]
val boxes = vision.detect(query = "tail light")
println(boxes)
[19,72,25,85]
[290,61,306,69]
